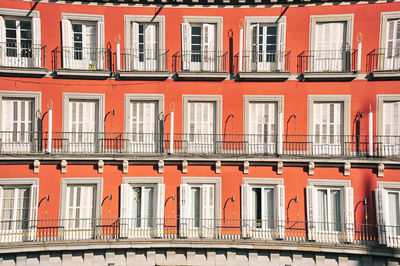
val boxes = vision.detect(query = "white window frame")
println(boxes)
[124,94,164,153]
[0,91,41,153]
[244,95,284,154]
[179,177,221,238]
[241,178,285,240]
[308,95,351,155]
[0,178,38,243]
[62,93,105,153]
[306,179,354,243]
[59,178,103,240]
[182,95,222,154]
[376,94,400,156]
[0,8,41,68]
[244,16,286,72]
[61,13,104,70]
[379,12,400,71]
[120,177,164,239]
[376,181,400,248]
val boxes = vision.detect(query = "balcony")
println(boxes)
[115,49,170,80]
[0,42,47,77]
[367,48,400,80]
[297,48,358,81]
[172,50,228,81]
[51,46,111,79]
[234,50,291,81]
[0,217,387,248]
[1,131,400,158]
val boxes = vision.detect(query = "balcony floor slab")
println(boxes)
[302,71,357,81]
[0,67,47,78]
[117,71,170,80]
[54,69,111,79]
[174,71,228,81]
[236,71,290,81]
[369,70,400,80]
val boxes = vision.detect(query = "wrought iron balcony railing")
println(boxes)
[0,217,389,247]
[172,50,228,72]
[234,50,291,73]
[297,49,358,73]
[367,48,400,72]
[0,42,46,69]
[52,46,111,71]
[114,49,169,72]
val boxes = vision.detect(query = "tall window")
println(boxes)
[1,97,34,152]
[120,179,165,239]
[61,14,104,70]
[251,24,278,71]
[385,19,400,70]
[248,102,277,154]
[382,101,400,155]
[306,180,354,243]
[64,185,96,240]
[130,101,158,153]
[388,191,400,235]
[181,23,216,71]
[130,23,158,71]
[0,181,38,243]
[313,102,343,155]
[180,183,215,238]
[5,19,32,60]
[187,101,216,153]
[241,180,285,240]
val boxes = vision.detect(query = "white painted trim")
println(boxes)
[376,94,400,135]
[379,12,400,50]
[0,8,39,18]
[122,176,163,184]
[308,179,351,187]
[0,178,39,186]
[243,177,284,186]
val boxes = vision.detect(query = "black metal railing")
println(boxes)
[234,50,291,73]
[367,48,400,72]
[114,49,169,72]
[52,46,111,71]
[0,42,46,68]
[172,50,228,72]
[0,217,386,247]
[297,48,358,73]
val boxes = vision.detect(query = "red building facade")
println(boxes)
[0,0,399,264]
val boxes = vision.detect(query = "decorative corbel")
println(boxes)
[378,163,384,178]
[122,160,129,174]
[215,161,221,174]
[182,160,188,174]
[33,160,40,174]
[98,160,104,174]
[243,161,249,174]
[61,160,67,174]
[344,162,351,176]
[277,161,283,175]
[158,160,164,174]
[308,162,315,176]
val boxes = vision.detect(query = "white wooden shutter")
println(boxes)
[343,187,354,243]
[201,184,214,238]
[383,102,400,137]
[32,18,41,68]
[181,22,191,71]
[277,19,286,70]
[61,19,73,69]
[155,183,165,238]
[0,16,5,66]
[376,188,389,245]
[276,185,285,240]
[2,99,12,132]
[120,183,131,238]
[306,185,317,241]
[202,24,215,71]
[241,184,251,238]
[179,184,189,237]
[96,21,104,70]
[251,24,259,71]
[28,185,39,241]
[145,24,157,71]
[130,22,139,70]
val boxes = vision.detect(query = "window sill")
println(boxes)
[174,71,228,81]
[369,70,400,81]
[0,67,47,78]
[54,69,111,79]
[301,71,357,82]
[117,71,170,80]
[236,71,290,82]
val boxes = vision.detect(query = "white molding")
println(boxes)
[377,181,400,189]
[243,177,284,186]
[61,13,104,22]
[376,94,400,135]
[62,93,105,132]
[0,8,39,18]
[379,12,400,50]
[122,176,163,184]
[0,178,39,186]
[182,95,223,135]
[308,179,351,187]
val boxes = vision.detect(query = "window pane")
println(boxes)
[317,189,328,231]
[389,192,400,235]
[252,188,262,228]
[132,187,142,227]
